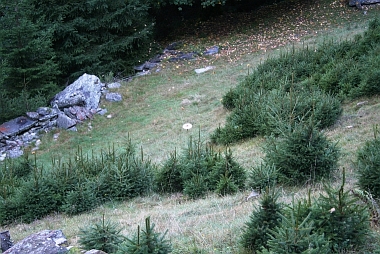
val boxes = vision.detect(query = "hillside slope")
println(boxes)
[2,0,380,253]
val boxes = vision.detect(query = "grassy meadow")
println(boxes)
[2,0,380,253]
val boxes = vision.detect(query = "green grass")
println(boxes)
[2,0,380,252]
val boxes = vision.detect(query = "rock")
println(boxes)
[56,113,77,130]
[0,116,38,137]
[165,41,183,51]
[0,231,13,252]
[134,61,158,72]
[3,230,69,254]
[349,0,380,9]
[168,52,197,62]
[203,46,219,55]
[107,82,121,89]
[26,111,40,120]
[52,73,104,110]
[195,66,215,74]
[84,250,108,254]
[105,93,122,102]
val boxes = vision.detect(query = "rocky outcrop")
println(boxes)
[349,0,380,9]
[0,74,122,161]
[3,230,69,254]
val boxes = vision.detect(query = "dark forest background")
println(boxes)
[0,0,281,122]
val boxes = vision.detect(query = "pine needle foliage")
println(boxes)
[248,163,279,192]
[311,171,370,252]
[155,134,246,199]
[79,214,125,253]
[211,83,342,145]
[213,18,380,145]
[240,188,283,252]
[117,216,172,254]
[260,197,330,254]
[356,125,380,198]
[0,137,155,225]
[263,122,339,186]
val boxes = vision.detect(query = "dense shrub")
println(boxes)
[155,136,246,198]
[356,132,380,198]
[61,182,99,216]
[240,188,283,252]
[212,84,342,145]
[263,123,339,185]
[155,150,184,193]
[0,139,155,225]
[213,18,380,145]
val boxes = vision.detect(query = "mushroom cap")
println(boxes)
[182,123,193,130]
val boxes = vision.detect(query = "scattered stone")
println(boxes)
[3,230,69,254]
[246,189,260,201]
[97,108,108,116]
[53,133,60,141]
[168,52,197,62]
[203,45,219,55]
[56,113,77,130]
[107,82,121,89]
[84,250,108,254]
[195,66,215,74]
[181,99,193,106]
[0,230,13,252]
[105,93,122,102]
[356,101,368,107]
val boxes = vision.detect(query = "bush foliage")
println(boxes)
[213,18,380,145]
[263,123,340,186]
[117,216,172,254]
[155,135,246,198]
[356,128,380,198]
[240,188,283,252]
[0,138,155,224]
[79,215,125,253]
[243,175,370,253]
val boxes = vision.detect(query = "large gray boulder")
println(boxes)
[3,230,69,254]
[51,73,104,110]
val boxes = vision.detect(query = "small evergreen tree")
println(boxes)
[240,188,283,252]
[248,163,278,192]
[263,122,339,185]
[261,198,330,254]
[356,126,380,198]
[117,217,172,254]
[155,150,184,193]
[312,171,370,252]
[79,215,125,253]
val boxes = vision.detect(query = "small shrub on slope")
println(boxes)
[79,215,125,253]
[117,216,172,254]
[312,172,370,252]
[155,135,246,198]
[357,128,380,198]
[260,198,330,254]
[248,163,279,192]
[263,122,339,186]
[240,188,283,252]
